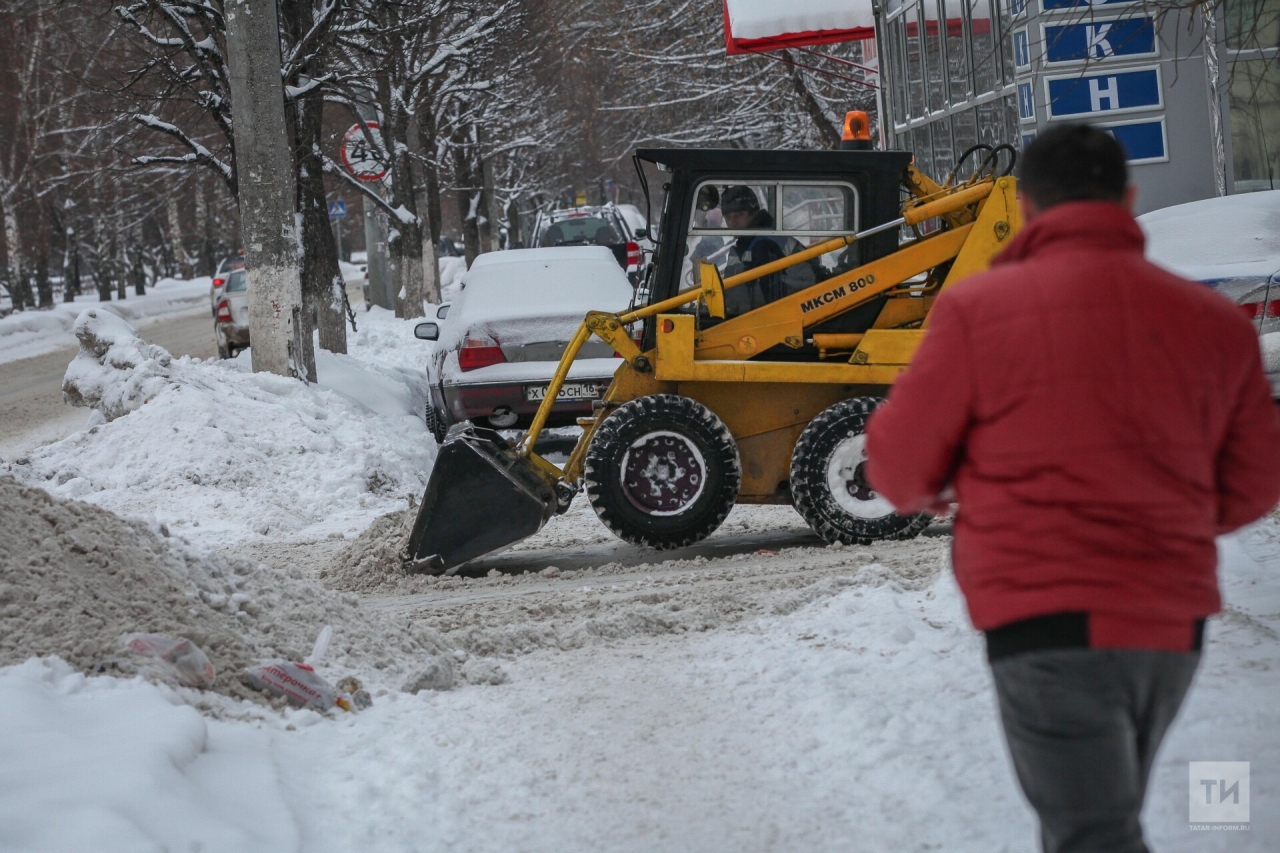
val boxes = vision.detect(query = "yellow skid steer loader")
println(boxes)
[406,117,1021,572]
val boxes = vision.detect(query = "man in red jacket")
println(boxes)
[866,124,1280,853]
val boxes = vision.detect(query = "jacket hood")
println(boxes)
[994,201,1145,267]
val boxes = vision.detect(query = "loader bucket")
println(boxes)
[405,426,559,573]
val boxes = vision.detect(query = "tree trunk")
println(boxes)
[130,243,146,296]
[13,267,34,311]
[165,191,187,278]
[506,197,522,249]
[225,0,312,380]
[409,116,441,304]
[376,76,424,321]
[36,253,53,308]
[64,238,80,303]
[4,206,21,306]
[478,152,496,254]
[195,181,215,275]
[296,94,347,353]
[115,244,127,300]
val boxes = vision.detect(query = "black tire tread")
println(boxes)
[790,397,931,546]
[584,394,740,549]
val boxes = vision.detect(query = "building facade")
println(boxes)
[874,0,1279,213]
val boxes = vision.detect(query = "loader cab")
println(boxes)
[636,148,913,354]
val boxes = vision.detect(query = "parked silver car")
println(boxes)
[213,269,250,359]
[209,251,244,317]
[1141,190,1280,397]
[413,247,637,442]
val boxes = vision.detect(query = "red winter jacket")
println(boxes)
[865,201,1280,650]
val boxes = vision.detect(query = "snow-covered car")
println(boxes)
[209,251,244,317]
[413,247,637,441]
[213,269,250,359]
[1140,190,1280,398]
[531,203,648,285]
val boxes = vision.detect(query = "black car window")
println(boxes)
[543,216,621,246]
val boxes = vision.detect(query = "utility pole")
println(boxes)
[225,0,314,380]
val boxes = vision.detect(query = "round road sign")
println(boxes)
[341,123,387,182]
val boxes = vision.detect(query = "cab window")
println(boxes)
[681,181,859,319]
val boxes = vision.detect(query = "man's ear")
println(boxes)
[1121,185,1138,213]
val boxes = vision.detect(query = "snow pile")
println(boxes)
[321,506,416,591]
[440,255,467,299]
[61,308,175,420]
[0,276,210,365]
[8,309,436,543]
[0,658,297,853]
[0,474,451,704]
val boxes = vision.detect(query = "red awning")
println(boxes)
[723,0,876,55]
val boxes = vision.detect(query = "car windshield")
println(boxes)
[225,270,247,293]
[541,216,621,247]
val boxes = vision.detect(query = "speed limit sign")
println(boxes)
[341,123,387,182]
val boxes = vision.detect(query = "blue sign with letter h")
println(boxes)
[1047,68,1161,118]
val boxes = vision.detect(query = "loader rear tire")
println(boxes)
[790,397,931,545]
[585,394,740,549]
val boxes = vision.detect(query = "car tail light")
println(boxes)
[458,332,507,371]
[215,299,232,323]
[625,241,641,268]
[213,277,225,288]
[1240,301,1280,320]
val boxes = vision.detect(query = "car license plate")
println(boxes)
[526,383,600,402]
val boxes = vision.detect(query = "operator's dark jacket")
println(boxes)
[865,201,1280,651]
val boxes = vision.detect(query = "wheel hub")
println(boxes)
[825,433,896,520]
[620,430,706,516]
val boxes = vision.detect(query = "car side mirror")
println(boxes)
[634,227,647,240]
[436,304,450,320]
[414,322,440,341]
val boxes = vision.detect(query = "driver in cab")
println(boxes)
[720,185,814,312]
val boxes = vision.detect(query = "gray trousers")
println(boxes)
[989,648,1200,853]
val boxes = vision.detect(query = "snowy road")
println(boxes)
[0,311,217,460]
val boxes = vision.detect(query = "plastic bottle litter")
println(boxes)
[121,633,217,689]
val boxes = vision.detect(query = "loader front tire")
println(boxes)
[790,397,931,545]
[585,394,740,549]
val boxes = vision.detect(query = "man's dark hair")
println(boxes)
[1018,124,1128,209]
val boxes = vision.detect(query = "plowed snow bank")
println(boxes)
[0,475,450,706]
[6,308,435,543]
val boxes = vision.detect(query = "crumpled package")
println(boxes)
[121,633,216,689]
[243,626,369,713]
[245,660,342,711]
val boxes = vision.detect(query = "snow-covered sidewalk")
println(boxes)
[0,277,213,365]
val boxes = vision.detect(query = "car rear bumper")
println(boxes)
[216,323,250,347]
[442,379,610,427]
